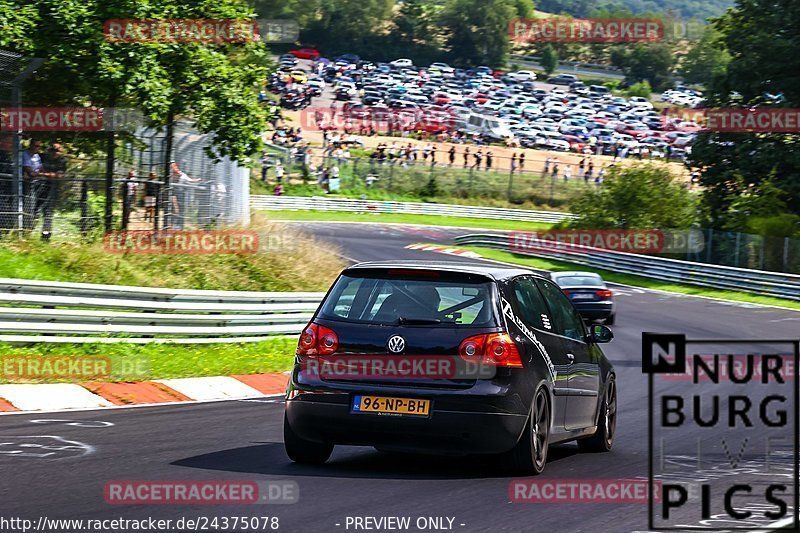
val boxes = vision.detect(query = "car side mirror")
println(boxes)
[590,324,614,344]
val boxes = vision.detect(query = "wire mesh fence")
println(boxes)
[261,148,604,208]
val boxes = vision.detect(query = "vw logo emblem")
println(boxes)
[387,335,406,354]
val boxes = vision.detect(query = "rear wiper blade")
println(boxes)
[397,316,441,325]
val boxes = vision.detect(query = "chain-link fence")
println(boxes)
[129,123,250,230]
[687,228,800,274]
[262,148,604,208]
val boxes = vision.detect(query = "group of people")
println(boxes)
[0,138,69,239]
[543,156,608,184]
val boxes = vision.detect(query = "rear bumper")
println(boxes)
[285,396,527,455]
[572,301,614,319]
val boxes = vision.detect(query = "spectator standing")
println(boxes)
[448,146,455,166]
[485,150,493,171]
[463,147,470,168]
[38,143,66,240]
[519,152,525,171]
[21,139,44,230]
[120,169,138,231]
[0,136,13,231]
[275,162,285,183]
[563,165,572,181]
[544,156,551,175]
[578,157,586,179]
[169,161,200,230]
[143,171,158,222]
[511,153,518,174]
[260,152,270,181]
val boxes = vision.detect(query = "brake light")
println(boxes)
[596,289,613,298]
[297,322,339,356]
[459,333,523,368]
[562,289,571,295]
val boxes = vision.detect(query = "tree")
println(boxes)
[438,0,518,67]
[568,164,697,230]
[394,0,434,46]
[610,43,675,91]
[626,80,652,98]
[540,45,558,76]
[691,0,800,228]
[680,25,730,87]
[2,0,270,162]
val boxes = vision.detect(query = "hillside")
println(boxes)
[536,0,734,20]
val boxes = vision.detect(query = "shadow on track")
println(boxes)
[172,443,581,480]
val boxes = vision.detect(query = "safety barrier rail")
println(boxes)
[0,278,324,344]
[453,233,800,301]
[251,195,574,224]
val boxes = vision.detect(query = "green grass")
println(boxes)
[0,338,297,383]
[251,162,591,210]
[463,246,800,309]
[264,209,555,232]
[0,220,344,292]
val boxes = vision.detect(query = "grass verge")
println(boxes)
[0,337,297,383]
[0,217,344,292]
[264,209,555,232]
[463,246,800,310]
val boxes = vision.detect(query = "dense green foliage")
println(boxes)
[568,164,697,229]
[535,0,734,20]
[0,0,270,161]
[256,0,534,67]
[690,0,800,234]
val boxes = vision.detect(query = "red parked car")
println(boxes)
[289,48,321,60]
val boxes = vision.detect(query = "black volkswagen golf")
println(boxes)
[284,261,617,474]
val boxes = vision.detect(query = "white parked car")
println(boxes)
[429,62,454,74]
[628,97,654,110]
[508,70,537,82]
[390,58,414,69]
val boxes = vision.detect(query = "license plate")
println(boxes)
[351,395,430,417]
[571,293,595,300]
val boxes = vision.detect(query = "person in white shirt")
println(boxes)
[169,162,200,229]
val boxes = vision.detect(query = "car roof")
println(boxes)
[550,271,603,279]
[346,260,539,281]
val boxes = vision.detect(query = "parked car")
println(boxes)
[547,74,579,86]
[289,48,321,60]
[284,261,617,474]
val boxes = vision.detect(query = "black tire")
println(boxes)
[605,313,615,326]
[284,414,334,465]
[578,377,617,453]
[501,387,551,475]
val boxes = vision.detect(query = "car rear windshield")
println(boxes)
[318,272,498,327]
[553,275,605,287]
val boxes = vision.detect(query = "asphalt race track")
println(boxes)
[2,221,798,532]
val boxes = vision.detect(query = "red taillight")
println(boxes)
[459,333,523,368]
[596,289,613,298]
[297,322,338,356]
[562,289,571,295]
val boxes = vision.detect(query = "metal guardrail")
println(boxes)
[454,233,800,301]
[0,279,323,344]
[251,195,574,224]
[509,54,625,80]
